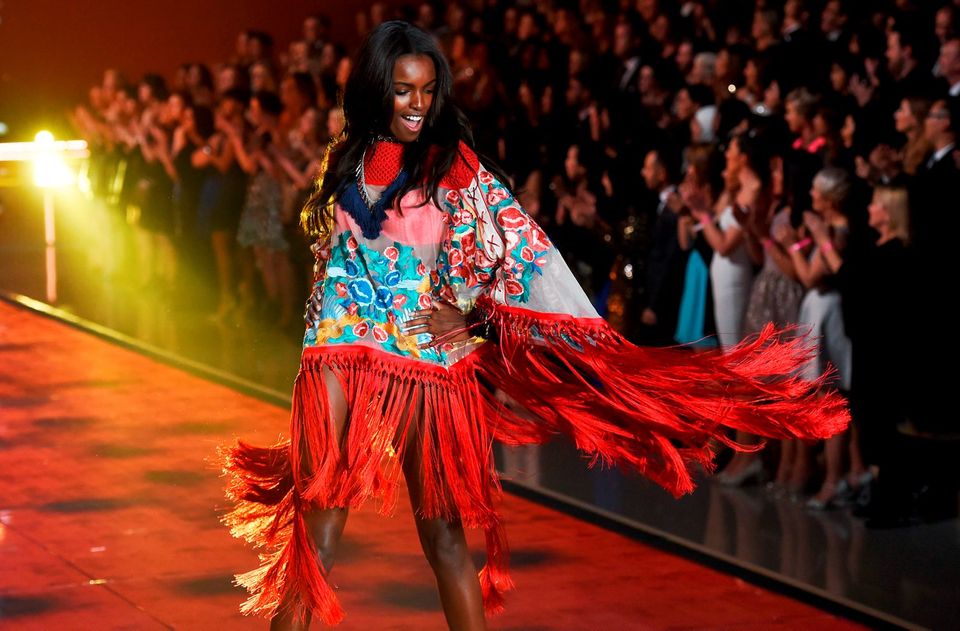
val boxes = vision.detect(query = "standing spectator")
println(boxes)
[673,143,718,347]
[843,185,912,521]
[779,167,856,508]
[279,72,318,142]
[884,24,936,107]
[912,98,958,253]
[170,102,213,289]
[743,153,806,493]
[640,147,687,346]
[194,89,249,320]
[692,133,768,484]
[908,98,959,445]
[232,91,295,325]
[302,14,330,57]
[893,96,932,175]
[938,38,960,97]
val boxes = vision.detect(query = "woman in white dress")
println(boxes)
[684,133,772,483]
[776,167,856,508]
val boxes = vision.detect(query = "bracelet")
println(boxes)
[789,238,812,253]
[465,306,495,340]
[820,240,835,253]
[761,238,774,250]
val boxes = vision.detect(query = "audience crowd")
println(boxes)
[70,0,960,527]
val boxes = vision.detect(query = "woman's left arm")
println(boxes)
[805,211,845,274]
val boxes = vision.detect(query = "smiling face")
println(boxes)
[389,54,436,142]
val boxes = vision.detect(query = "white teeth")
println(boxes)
[402,115,423,121]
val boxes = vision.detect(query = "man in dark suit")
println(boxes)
[860,98,959,527]
[639,147,687,346]
[883,24,939,107]
[912,97,958,253]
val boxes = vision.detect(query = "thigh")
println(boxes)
[301,368,351,551]
[295,366,349,487]
[396,385,463,529]
[323,366,349,446]
[397,383,427,513]
[397,396,469,562]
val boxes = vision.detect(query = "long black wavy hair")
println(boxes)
[302,20,512,236]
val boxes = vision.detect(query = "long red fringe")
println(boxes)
[472,295,850,497]
[221,298,849,624]
[221,346,513,624]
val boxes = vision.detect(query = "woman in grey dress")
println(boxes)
[741,156,805,492]
[231,91,295,325]
[776,167,857,508]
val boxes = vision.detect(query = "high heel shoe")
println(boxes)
[806,480,849,511]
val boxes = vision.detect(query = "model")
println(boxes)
[221,20,848,630]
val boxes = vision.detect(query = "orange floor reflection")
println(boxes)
[0,300,865,629]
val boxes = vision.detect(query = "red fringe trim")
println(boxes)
[221,345,513,623]
[472,296,850,497]
[222,297,850,622]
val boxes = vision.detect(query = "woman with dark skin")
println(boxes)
[225,22,848,631]
[269,31,487,631]
[283,54,485,631]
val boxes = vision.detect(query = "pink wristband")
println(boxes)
[789,238,812,253]
[820,240,835,253]
[761,238,774,250]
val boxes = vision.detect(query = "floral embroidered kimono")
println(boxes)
[222,140,848,625]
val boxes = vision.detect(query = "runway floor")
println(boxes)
[0,300,866,630]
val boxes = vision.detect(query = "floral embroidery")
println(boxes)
[305,167,553,364]
[306,231,441,361]
[439,170,552,303]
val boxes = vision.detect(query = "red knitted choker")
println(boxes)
[363,139,405,186]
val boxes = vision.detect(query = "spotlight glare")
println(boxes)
[32,131,74,188]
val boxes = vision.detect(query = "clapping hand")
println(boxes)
[666,190,685,214]
[803,211,829,243]
[679,181,710,217]
[773,222,796,246]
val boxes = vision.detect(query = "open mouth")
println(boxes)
[400,114,424,132]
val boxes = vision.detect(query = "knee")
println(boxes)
[313,534,337,572]
[419,521,470,574]
[304,508,346,572]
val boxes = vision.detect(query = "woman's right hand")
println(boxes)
[773,222,795,246]
[679,181,709,215]
[304,285,322,326]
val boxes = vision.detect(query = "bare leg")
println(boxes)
[271,368,350,631]
[718,432,762,486]
[810,432,846,506]
[401,405,487,631]
[789,440,813,499]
